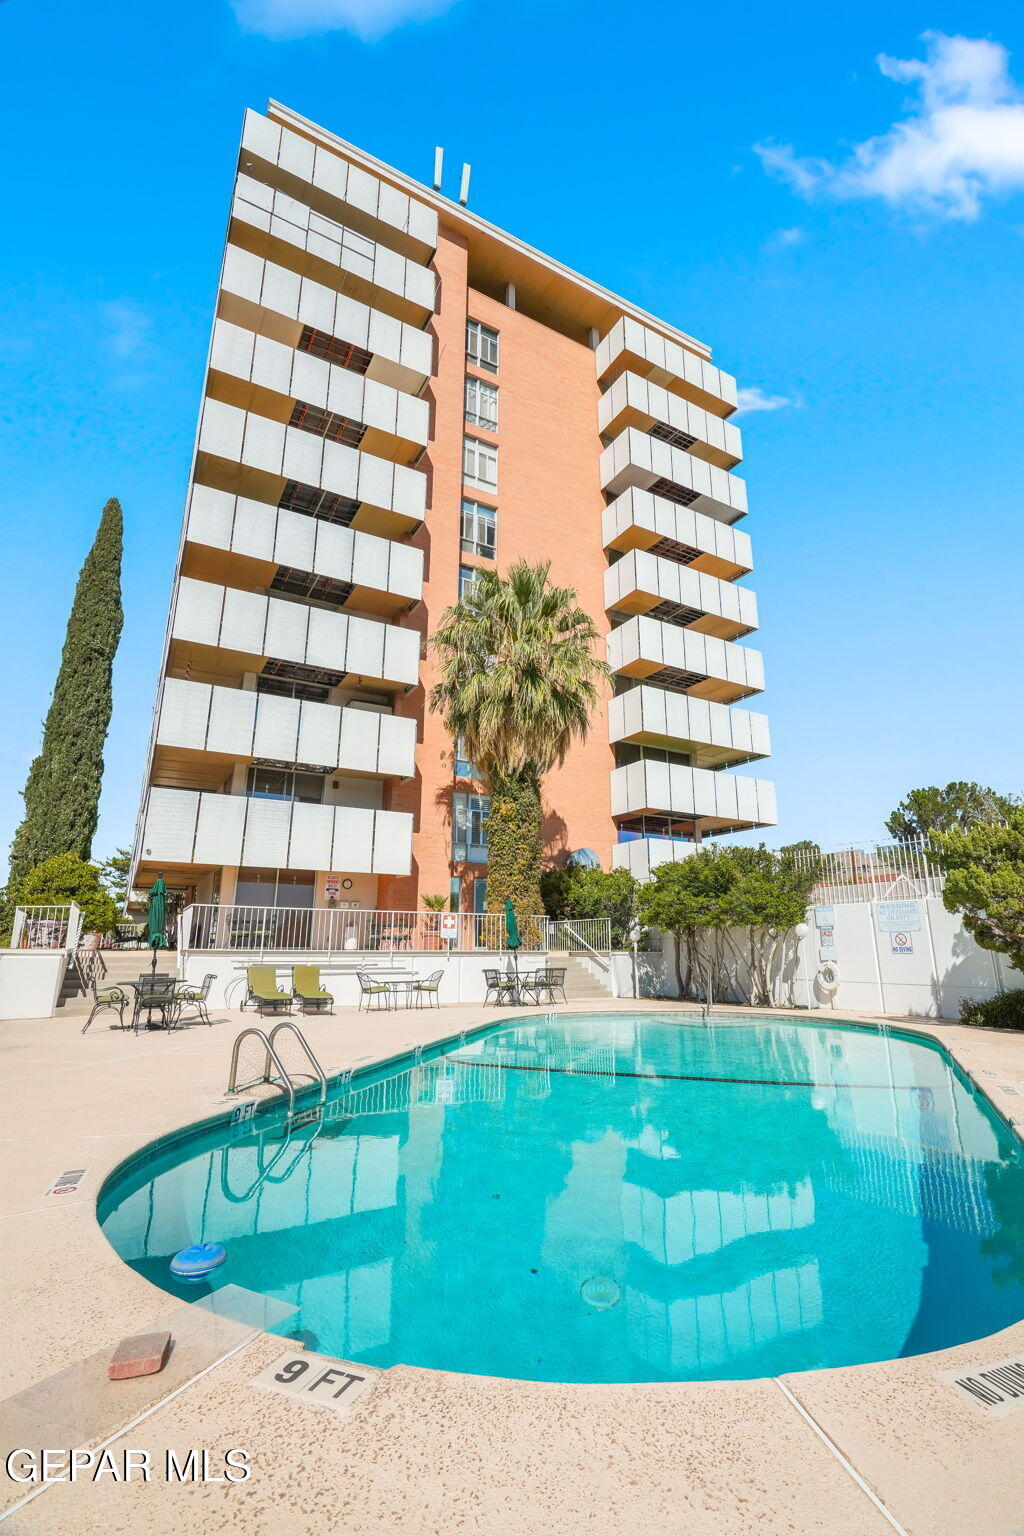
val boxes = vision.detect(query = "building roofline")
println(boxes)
[266,99,712,362]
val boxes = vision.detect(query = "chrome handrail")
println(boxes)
[267,1020,327,1107]
[227,1027,295,1117]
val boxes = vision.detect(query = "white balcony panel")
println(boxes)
[605,551,758,638]
[157,678,212,752]
[599,373,742,468]
[210,319,429,450]
[596,316,738,417]
[371,809,413,875]
[173,579,224,650]
[288,801,335,870]
[332,805,373,871]
[171,578,419,687]
[196,401,427,527]
[607,616,765,701]
[608,686,771,766]
[195,792,247,868]
[610,763,777,828]
[600,429,747,524]
[241,109,439,259]
[241,798,291,866]
[339,709,380,774]
[602,488,752,577]
[296,701,341,768]
[141,788,200,864]
[186,486,424,605]
[376,713,416,777]
[231,178,434,324]
[612,837,698,881]
[207,688,258,758]
[252,693,300,761]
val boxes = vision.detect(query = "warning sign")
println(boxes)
[891,932,914,955]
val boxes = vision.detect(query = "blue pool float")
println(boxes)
[170,1243,227,1280]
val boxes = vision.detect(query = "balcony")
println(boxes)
[139,786,413,876]
[612,837,698,880]
[605,551,757,640]
[171,576,421,690]
[599,373,742,470]
[155,677,417,779]
[600,429,747,524]
[611,761,777,832]
[195,398,426,540]
[609,686,770,769]
[219,246,433,396]
[596,316,738,418]
[241,108,438,264]
[207,318,429,465]
[185,485,423,619]
[602,488,751,580]
[607,616,764,703]
[229,175,435,328]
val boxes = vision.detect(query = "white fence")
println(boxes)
[8,904,83,952]
[180,904,611,958]
[793,840,944,906]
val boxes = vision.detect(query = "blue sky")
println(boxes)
[1,0,1022,875]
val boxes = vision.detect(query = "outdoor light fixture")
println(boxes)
[794,922,810,938]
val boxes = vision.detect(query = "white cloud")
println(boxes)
[230,0,461,40]
[99,300,151,358]
[767,225,805,248]
[755,33,1024,220]
[735,387,796,417]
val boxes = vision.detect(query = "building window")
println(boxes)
[453,791,490,863]
[463,436,497,491]
[246,766,324,804]
[460,499,497,560]
[464,376,498,430]
[454,735,479,779]
[466,319,499,372]
[459,565,484,601]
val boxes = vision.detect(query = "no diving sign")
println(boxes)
[891,932,914,955]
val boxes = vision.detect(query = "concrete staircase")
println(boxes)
[55,950,178,1017]
[557,956,615,1002]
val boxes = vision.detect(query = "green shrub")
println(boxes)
[15,852,119,938]
[959,991,1024,1031]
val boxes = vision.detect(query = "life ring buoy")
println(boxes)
[816,962,841,992]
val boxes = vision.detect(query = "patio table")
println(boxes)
[125,976,183,1032]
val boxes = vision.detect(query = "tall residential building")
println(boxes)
[130,101,775,917]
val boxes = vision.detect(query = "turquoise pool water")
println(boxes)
[98,1014,1024,1383]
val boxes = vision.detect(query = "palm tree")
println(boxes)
[430,559,609,917]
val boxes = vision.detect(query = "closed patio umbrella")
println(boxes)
[146,875,167,977]
[504,899,521,1001]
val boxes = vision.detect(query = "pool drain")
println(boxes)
[580,1276,621,1310]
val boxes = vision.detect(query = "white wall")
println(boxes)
[0,951,67,1021]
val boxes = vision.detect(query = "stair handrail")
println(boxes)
[558,919,612,971]
[227,1027,295,1117]
[267,1021,327,1107]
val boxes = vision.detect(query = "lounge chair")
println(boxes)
[357,972,393,1011]
[246,966,292,1016]
[293,965,334,1013]
[409,969,443,1009]
[175,972,215,1026]
[81,979,129,1035]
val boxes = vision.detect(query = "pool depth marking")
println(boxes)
[451,1059,940,1091]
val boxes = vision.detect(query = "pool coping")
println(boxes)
[3,998,1023,1535]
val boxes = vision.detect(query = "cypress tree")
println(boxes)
[7,498,124,891]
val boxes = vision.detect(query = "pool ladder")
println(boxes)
[227,1021,327,1118]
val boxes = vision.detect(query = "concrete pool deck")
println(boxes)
[1,998,1022,1535]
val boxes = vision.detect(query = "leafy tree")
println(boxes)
[430,560,608,918]
[638,845,821,1006]
[885,782,1019,842]
[933,808,1024,973]
[7,498,124,892]
[16,853,119,937]
[99,847,132,909]
[540,865,640,949]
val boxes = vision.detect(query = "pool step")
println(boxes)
[558,956,615,1001]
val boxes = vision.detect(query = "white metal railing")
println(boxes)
[181,904,611,957]
[792,840,945,906]
[9,903,83,952]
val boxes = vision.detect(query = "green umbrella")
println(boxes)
[504,899,521,1001]
[146,875,167,976]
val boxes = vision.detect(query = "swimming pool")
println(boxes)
[98,1014,1024,1384]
